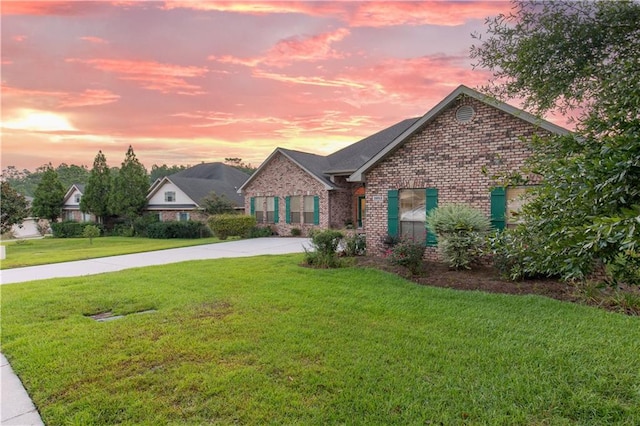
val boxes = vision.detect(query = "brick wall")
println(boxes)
[364,96,551,257]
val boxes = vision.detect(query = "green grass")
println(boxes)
[2,254,639,425]
[0,236,227,269]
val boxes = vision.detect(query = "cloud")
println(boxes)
[1,109,77,132]
[210,28,350,68]
[164,1,508,27]
[1,1,107,16]
[66,58,209,95]
[2,85,120,108]
[80,36,109,44]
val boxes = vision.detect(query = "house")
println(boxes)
[61,184,95,222]
[240,85,570,255]
[146,162,249,222]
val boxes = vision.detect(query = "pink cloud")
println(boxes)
[80,36,109,44]
[2,85,120,108]
[1,1,108,16]
[164,1,508,27]
[66,58,209,95]
[12,35,27,42]
[210,28,350,68]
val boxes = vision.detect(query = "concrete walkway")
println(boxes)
[0,237,310,425]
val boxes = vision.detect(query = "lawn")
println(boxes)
[0,236,226,269]
[2,254,639,425]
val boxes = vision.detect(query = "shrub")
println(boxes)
[247,226,273,238]
[426,204,491,270]
[82,224,101,244]
[208,214,256,240]
[342,233,366,257]
[132,214,160,237]
[291,228,302,236]
[303,229,344,268]
[51,221,89,238]
[387,238,425,275]
[146,221,212,239]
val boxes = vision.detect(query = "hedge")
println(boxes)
[146,220,213,239]
[208,214,256,240]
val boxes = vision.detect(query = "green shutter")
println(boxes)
[250,197,255,216]
[313,196,320,225]
[285,196,291,224]
[274,197,279,223]
[490,187,506,230]
[426,188,439,246]
[387,190,399,238]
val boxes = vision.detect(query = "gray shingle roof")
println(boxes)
[154,163,249,207]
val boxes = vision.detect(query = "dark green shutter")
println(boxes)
[313,196,320,225]
[490,187,506,230]
[250,197,255,216]
[285,196,291,224]
[274,197,279,223]
[426,188,439,246]
[387,190,399,238]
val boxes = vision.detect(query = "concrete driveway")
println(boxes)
[0,237,310,285]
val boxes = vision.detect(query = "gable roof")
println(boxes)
[348,85,571,182]
[238,117,419,192]
[62,183,85,204]
[147,162,249,207]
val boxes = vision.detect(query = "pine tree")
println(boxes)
[109,146,149,225]
[80,150,111,223]
[31,164,65,222]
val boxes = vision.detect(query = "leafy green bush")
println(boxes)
[208,214,256,240]
[247,226,273,238]
[132,214,160,237]
[342,233,366,257]
[82,224,101,244]
[146,221,212,239]
[387,238,425,275]
[51,221,92,238]
[303,229,344,268]
[291,228,302,236]
[426,204,491,270]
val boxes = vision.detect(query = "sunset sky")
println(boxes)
[1,1,535,172]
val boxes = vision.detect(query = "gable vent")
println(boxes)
[455,105,475,123]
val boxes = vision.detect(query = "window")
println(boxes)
[303,196,315,224]
[177,212,189,221]
[506,186,532,228]
[266,197,279,223]
[285,195,319,225]
[399,189,427,243]
[388,188,437,245]
[289,196,301,224]
[165,191,176,202]
[74,194,81,203]
[253,196,265,222]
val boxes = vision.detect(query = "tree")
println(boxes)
[201,191,236,215]
[224,157,256,175]
[472,0,640,283]
[149,164,188,183]
[81,151,111,223]
[56,163,89,188]
[31,164,66,222]
[0,181,29,234]
[109,146,149,225]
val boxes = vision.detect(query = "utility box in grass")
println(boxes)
[1,245,5,260]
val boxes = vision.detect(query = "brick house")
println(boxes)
[146,162,249,222]
[240,85,570,253]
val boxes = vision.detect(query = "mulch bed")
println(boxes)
[354,257,639,315]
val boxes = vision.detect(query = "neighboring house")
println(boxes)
[61,184,95,222]
[240,85,570,256]
[10,196,43,238]
[146,162,249,222]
